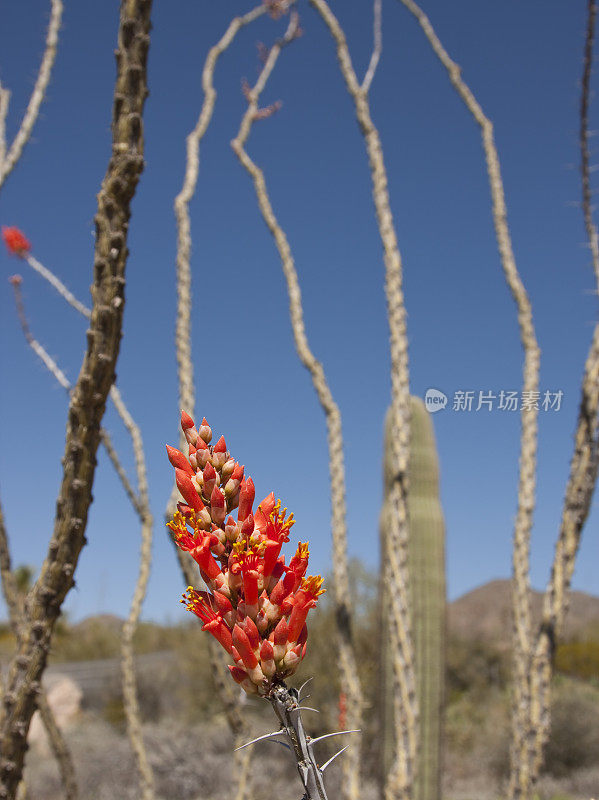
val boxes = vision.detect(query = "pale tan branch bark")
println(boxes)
[167,13,279,799]
[9,277,143,517]
[0,500,79,800]
[0,0,63,190]
[25,256,91,319]
[10,276,72,391]
[0,83,10,169]
[526,0,599,785]
[0,2,152,795]
[168,3,267,516]
[395,2,542,796]
[308,3,416,798]
[529,325,599,785]
[10,264,155,797]
[581,0,599,290]
[112,384,155,800]
[0,501,21,626]
[361,0,382,94]
[231,14,364,800]
[99,429,142,516]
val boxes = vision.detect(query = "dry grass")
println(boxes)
[21,710,598,800]
[23,716,380,800]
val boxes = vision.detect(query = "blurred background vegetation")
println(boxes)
[1,561,597,800]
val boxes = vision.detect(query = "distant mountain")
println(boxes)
[448,579,599,647]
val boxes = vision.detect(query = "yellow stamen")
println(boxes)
[302,575,326,597]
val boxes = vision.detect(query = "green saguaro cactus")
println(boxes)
[379,397,446,800]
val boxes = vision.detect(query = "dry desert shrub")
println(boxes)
[22,717,380,800]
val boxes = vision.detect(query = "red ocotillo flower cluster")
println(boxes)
[167,412,325,695]
[1,226,31,257]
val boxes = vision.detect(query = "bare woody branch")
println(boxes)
[25,255,91,319]
[8,276,142,517]
[581,0,599,290]
[0,83,10,169]
[231,14,365,800]
[0,2,152,795]
[529,323,599,784]
[112,384,155,800]
[394,1,542,795]
[0,0,64,191]
[167,12,280,799]
[0,499,79,800]
[527,0,599,786]
[8,269,155,798]
[0,502,21,627]
[308,3,416,797]
[168,2,267,514]
[361,0,382,94]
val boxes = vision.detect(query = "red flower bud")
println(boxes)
[175,469,204,513]
[221,458,236,481]
[241,514,255,537]
[233,624,258,669]
[260,639,276,679]
[214,435,227,453]
[224,516,239,542]
[199,417,212,444]
[180,411,199,446]
[238,477,255,521]
[181,410,195,430]
[210,485,226,526]
[241,616,261,650]
[202,461,217,498]
[166,445,194,476]
[260,639,274,660]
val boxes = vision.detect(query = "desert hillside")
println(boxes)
[448,578,599,645]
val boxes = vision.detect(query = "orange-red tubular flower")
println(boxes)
[167,413,325,695]
[286,576,325,644]
[182,588,234,654]
[1,226,31,257]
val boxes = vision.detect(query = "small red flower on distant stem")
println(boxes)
[1,227,31,257]
[166,412,326,696]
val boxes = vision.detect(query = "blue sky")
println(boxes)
[0,0,597,623]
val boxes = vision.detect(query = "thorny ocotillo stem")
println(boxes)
[308,3,416,797]
[0,499,79,800]
[168,11,275,796]
[0,2,152,797]
[7,261,155,797]
[393,0,541,794]
[0,0,64,191]
[8,276,143,517]
[230,11,364,799]
[525,0,599,789]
